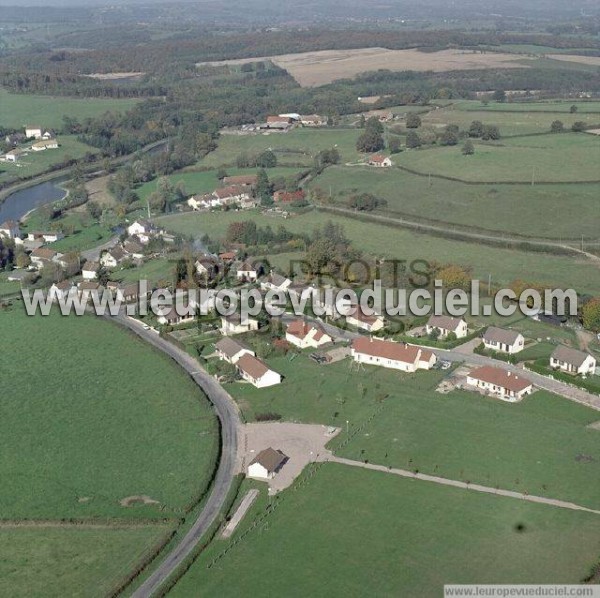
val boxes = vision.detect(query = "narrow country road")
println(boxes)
[105,313,242,598]
[81,235,119,262]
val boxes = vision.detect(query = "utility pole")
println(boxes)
[531,167,535,186]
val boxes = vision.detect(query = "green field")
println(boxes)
[310,165,600,239]
[0,88,140,130]
[422,103,600,135]
[223,352,600,508]
[198,128,362,168]
[172,464,600,597]
[0,136,97,184]
[0,525,171,598]
[396,133,600,183]
[157,210,600,293]
[0,304,218,520]
[452,99,600,113]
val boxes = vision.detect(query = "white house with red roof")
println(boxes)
[351,337,436,373]
[467,366,533,401]
[0,220,21,240]
[285,319,333,349]
[368,154,393,167]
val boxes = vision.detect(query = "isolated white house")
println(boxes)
[351,337,437,373]
[482,327,525,354]
[247,447,288,480]
[426,315,468,339]
[30,247,59,269]
[369,154,393,167]
[236,354,281,388]
[550,346,596,375]
[285,319,332,349]
[5,149,23,162]
[467,366,533,401]
[27,231,64,243]
[31,139,58,152]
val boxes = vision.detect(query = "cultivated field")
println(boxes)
[452,99,600,113]
[198,47,531,87]
[172,464,600,597]
[0,305,218,520]
[547,54,600,67]
[158,210,600,293]
[0,87,140,130]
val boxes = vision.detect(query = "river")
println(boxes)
[0,178,68,223]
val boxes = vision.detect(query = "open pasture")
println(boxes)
[396,133,600,183]
[0,305,218,520]
[172,464,600,597]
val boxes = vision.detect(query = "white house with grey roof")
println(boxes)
[550,346,596,375]
[215,338,255,364]
[482,327,525,354]
[247,447,288,479]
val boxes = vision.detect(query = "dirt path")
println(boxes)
[326,456,600,515]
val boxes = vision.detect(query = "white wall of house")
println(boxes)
[218,348,254,364]
[483,334,525,354]
[352,350,416,373]
[241,369,281,388]
[426,320,468,339]
[247,462,273,479]
[346,315,385,332]
[550,355,596,375]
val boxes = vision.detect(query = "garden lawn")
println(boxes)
[0,304,218,520]
[172,463,600,598]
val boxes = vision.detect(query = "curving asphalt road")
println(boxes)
[105,313,242,598]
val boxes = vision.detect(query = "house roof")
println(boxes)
[78,281,101,291]
[468,366,532,393]
[237,261,256,272]
[483,327,522,346]
[268,272,290,287]
[108,246,126,260]
[273,189,305,203]
[214,185,248,200]
[222,313,257,325]
[121,283,139,297]
[352,337,433,365]
[31,247,57,260]
[215,337,253,359]
[249,447,287,473]
[237,354,271,379]
[369,154,387,163]
[53,280,72,291]
[287,319,327,341]
[222,174,258,186]
[427,315,465,332]
[124,240,143,254]
[347,304,383,326]
[82,261,99,272]
[551,345,593,368]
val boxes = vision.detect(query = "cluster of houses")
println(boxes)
[237,113,327,134]
[186,174,306,212]
[2,126,59,163]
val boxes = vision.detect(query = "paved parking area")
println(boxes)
[241,422,339,494]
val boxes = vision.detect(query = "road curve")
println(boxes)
[105,313,242,597]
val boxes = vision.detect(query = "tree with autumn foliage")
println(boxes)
[582,297,600,332]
